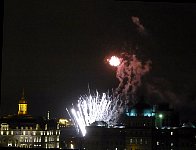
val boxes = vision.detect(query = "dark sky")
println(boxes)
[2,1,196,120]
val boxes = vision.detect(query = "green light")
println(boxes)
[159,114,163,119]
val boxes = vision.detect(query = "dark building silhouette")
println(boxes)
[78,98,196,150]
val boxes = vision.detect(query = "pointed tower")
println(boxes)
[18,89,28,115]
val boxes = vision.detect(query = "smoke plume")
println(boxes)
[115,52,151,104]
[131,16,146,34]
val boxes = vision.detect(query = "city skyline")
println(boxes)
[2,1,196,120]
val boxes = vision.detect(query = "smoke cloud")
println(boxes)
[131,16,146,34]
[115,52,151,104]
[144,78,196,121]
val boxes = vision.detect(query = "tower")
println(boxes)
[18,89,28,115]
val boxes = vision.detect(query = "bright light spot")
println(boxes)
[70,143,74,149]
[107,56,120,67]
[159,114,163,119]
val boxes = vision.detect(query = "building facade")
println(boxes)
[0,91,60,148]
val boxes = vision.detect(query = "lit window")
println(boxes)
[130,139,133,144]
[140,138,142,144]
[20,137,24,142]
[71,143,74,149]
[8,143,12,146]
[157,141,159,145]
[171,132,173,135]
[145,140,148,144]
[33,131,36,135]
[171,143,173,146]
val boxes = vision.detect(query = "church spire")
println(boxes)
[18,88,28,115]
[21,88,25,100]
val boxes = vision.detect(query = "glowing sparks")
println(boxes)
[68,91,123,136]
[108,56,121,67]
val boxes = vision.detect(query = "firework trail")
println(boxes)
[68,91,123,136]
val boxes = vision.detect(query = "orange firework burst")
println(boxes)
[107,56,121,67]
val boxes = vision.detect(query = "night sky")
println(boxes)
[2,1,196,120]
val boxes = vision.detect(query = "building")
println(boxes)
[78,98,196,150]
[0,90,60,148]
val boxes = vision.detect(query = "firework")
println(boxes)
[67,91,123,136]
[107,56,121,67]
[108,53,151,104]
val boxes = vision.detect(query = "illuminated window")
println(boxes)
[57,136,59,141]
[140,138,142,144]
[29,137,32,142]
[1,123,9,130]
[145,140,148,144]
[20,137,24,142]
[157,141,159,145]
[8,143,12,146]
[25,137,28,142]
[33,131,36,135]
[45,137,47,142]
[171,132,173,135]
[171,143,173,146]
[71,143,74,149]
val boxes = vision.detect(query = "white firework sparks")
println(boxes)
[107,56,121,67]
[67,91,123,136]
